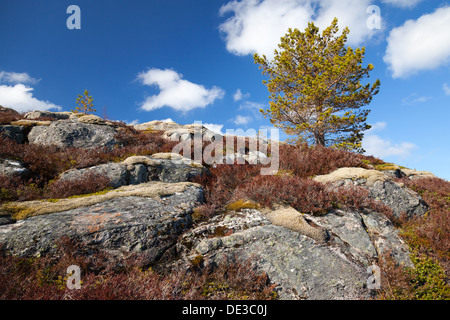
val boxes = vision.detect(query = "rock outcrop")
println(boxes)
[0,182,204,265]
[0,159,29,178]
[0,125,25,143]
[24,110,74,120]
[27,119,119,149]
[172,200,414,300]
[313,167,429,219]
[57,153,206,188]
[0,114,442,300]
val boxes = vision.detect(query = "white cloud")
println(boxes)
[384,6,450,78]
[159,118,174,123]
[443,83,450,95]
[363,134,416,159]
[137,68,225,112]
[0,71,39,85]
[125,119,140,125]
[203,123,224,134]
[233,114,252,125]
[238,100,265,113]
[219,0,377,59]
[233,88,250,101]
[0,84,61,113]
[381,0,423,8]
[401,93,432,105]
[367,121,387,133]
[363,122,416,159]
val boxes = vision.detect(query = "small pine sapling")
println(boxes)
[72,89,96,115]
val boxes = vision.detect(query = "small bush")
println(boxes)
[192,164,262,218]
[396,177,450,275]
[0,172,112,205]
[0,237,278,300]
[45,172,112,200]
[378,252,450,300]
[0,109,24,124]
[278,143,383,178]
[0,127,178,202]
[232,174,392,216]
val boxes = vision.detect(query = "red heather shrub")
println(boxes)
[397,177,450,273]
[232,174,393,216]
[0,110,24,124]
[0,237,277,300]
[278,143,383,178]
[114,126,178,155]
[0,172,111,204]
[0,126,178,193]
[193,164,262,207]
[45,172,112,199]
[0,175,44,203]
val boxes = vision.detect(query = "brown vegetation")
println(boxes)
[0,237,277,300]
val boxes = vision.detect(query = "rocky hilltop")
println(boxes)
[0,107,448,300]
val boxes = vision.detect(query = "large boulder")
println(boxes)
[0,159,29,178]
[57,153,207,188]
[27,119,119,149]
[0,125,25,143]
[24,110,74,120]
[58,163,128,188]
[175,204,412,300]
[0,106,19,115]
[134,120,184,132]
[0,182,204,265]
[163,124,223,143]
[313,167,429,219]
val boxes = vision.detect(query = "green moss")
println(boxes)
[190,255,204,267]
[225,199,260,212]
[407,254,450,300]
[374,163,398,171]
[212,226,232,237]
[67,187,113,199]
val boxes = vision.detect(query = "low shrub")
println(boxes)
[397,177,450,275]
[0,109,24,124]
[0,237,278,300]
[378,252,450,300]
[278,143,384,178]
[0,127,179,202]
[45,172,112,200]
[0,172,112,205]
[192,164,262,219]
[232,174,392,216]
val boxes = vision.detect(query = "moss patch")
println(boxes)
[2,182,200,220]
[225,199,260,212]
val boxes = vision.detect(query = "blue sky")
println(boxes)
[1,0,449,180]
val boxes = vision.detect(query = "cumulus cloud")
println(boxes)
[0,71,39,85]
[381,0,423,8]
[137,68,225,112]
[0,84,61,113]
[233,88,250,101]
[363,135,416,159]
[367,121,387,133]
[219,0,377,59]
[443,83,450,96]
[384,6,450,78]
[203,123,224,134]
[401,93,432,105]
[363,122,416,159]
[233,114,252,125]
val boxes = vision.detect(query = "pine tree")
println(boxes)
[73,90,96,115]
[254,18,380,153]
